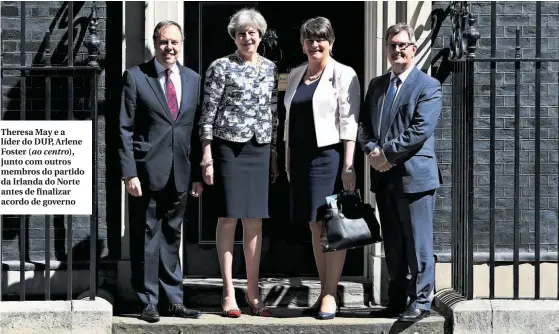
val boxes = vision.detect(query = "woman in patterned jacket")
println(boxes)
[198,8,278,318]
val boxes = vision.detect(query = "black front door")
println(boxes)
[182,1,366,278]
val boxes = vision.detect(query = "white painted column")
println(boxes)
[144,1,185,64]
[406,1,433,72]
[364,0,433,306]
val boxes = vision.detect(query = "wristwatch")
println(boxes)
[200,159,213,167]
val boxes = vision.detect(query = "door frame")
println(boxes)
[182,0,368,277]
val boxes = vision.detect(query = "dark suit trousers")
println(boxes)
[376,186,436,311]
[129,169,186,306]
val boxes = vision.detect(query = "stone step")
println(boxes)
[182,277,371,308]
[113,308,447,334]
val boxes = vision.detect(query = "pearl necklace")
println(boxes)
[307,68,323,81]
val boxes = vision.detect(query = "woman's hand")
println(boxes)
[203,165,214,185]
[341,169,356,191]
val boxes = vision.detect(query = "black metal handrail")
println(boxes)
[0,1,100,302]
[448,1,559,300]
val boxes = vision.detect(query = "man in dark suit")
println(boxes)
[358,23,442,322]
[119,20,204,323]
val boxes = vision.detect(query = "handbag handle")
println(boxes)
[339,189,362,201]
[336,190,362,211]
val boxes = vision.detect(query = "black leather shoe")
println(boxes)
[398,308,430,322]
[168,303,202,319]
[369,307,405,318]
[141,304,160,323]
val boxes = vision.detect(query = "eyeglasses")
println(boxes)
[386,42,415,51]
[305,38,328,44]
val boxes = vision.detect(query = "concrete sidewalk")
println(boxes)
[0,299,112,334]
[434,288,559,334]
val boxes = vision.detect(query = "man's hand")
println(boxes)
[126,177,142,197]
[368,147,388,169]
[369,148,394,172]
[191,182,203,198]
[375,161,394,172]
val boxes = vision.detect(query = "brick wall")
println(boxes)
[4,0,557,271]
[431,1,559,259]
[1,1,122,268]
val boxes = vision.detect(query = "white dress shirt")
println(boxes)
[154,58,182,107]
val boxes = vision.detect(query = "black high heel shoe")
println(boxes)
[316,293,341,320]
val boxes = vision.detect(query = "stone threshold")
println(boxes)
[113,307,447,334]
[181,276,371,308]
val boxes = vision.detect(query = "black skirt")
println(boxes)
[212,136,270,219]
[288,75,342,224]
[290,144,342,224]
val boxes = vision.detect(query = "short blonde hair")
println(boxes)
[227,8,267,39]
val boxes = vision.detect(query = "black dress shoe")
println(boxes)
[168,303,202,319]
[369,307,405,318]
[141,304,160,323]
[398,308,430,322]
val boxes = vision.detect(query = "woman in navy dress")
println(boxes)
[283,17,361,320]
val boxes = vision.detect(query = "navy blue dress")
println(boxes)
[289,76,342,224]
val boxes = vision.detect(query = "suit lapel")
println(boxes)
[178,64,191,121]
[145,59,173,123]
[385,66,419,133]
[313,59,335,112]
[375,74,390,138]
[284,65,306,113]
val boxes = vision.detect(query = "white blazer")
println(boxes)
[283,58,361,154]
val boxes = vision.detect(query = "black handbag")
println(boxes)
[321,190,383,252]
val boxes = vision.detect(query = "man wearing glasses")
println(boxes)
[357,23,442,322]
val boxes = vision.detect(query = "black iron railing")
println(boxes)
[0,2,100,302]
[448,1,559,300]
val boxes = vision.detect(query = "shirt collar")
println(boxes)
[154,57,179,75]
[391,65,415,85]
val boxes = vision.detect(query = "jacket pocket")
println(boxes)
[415,147,435,158]
[404,154,435,179]
[132,141,151,161]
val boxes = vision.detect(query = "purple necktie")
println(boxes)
[165,69,179,120]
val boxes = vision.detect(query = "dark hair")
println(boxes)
[152,20,184,42]
[299,16,335,44]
